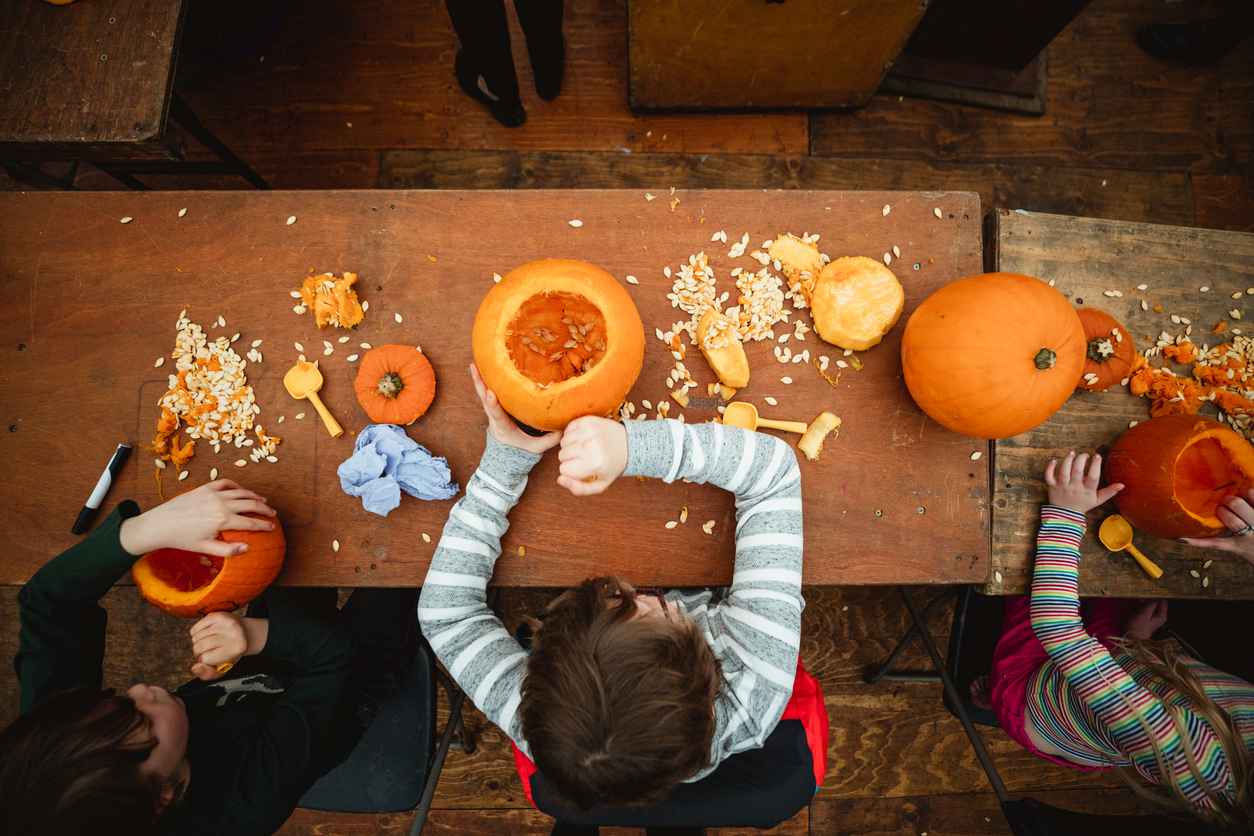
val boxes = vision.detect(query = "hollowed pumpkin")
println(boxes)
[472,258,644,430]
[132,515,286,617]
[354,345,437,425]
[1076,308,1137,392]
[901,273,1086,440]
[1107,415,1254,540]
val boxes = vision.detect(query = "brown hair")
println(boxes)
[0,688,165,836]
[519,577,721,809]
[1106,638,1254,833]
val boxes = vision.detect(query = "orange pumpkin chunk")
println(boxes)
[299,272,365,329]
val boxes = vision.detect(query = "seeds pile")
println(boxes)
[1130,333,1254,439]
[151,310,281,478]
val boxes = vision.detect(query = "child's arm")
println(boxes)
[15,480,274,713]
[1030,452,1222,803]
[418,366,560,755]
[619,419,805,744]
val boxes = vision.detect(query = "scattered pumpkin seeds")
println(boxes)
[1203,559,1214,569]
[154,356,165,368]
[492,272,503,283]
[177,470,189,481]
[781,376,793,384]
[882,204,891,216]
[360,342,372,349]
[994,570,1003,584]
[883,252,892,266]
[517,545,526,557]
[234,459,247,467]
[664,520,678,529]
[295,412,306,420]
[933,207,943,219]
[394,313,404,324]
[625,275,639,285]
[286,215,297,225]
[568,219,583,228]
[970,451,983,461]
[702,520,716,535]
[1190,569,1201,578]
[347,353,359,362]
[679,506,689,524]
[276,415,285,424]
[421,532,432,543]
[294,342,304,352]
[120,216,133,224]
[332,539,341,553]
[764,396,779,406]
[209,467,218,480]
[1203,576,1211,588]
[178,207,188,218]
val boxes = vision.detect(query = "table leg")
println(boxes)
[92,163,149,190]
[171,93,270,189]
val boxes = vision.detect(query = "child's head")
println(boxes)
[0,684,191,835]
[520,577,720,809]
[1111,638,1254,831]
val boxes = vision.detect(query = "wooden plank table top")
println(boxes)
[989,209,1254,599]
[0,0,183,159]
[0,189,987,588]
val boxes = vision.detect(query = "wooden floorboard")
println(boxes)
[811,0,1253,175]
[379,149,1194,227]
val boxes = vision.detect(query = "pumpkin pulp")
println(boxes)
[144,548,224,592]
[506,292,608,386]
[1174,436,1254,523]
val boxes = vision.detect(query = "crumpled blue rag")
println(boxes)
[337,424,459,517]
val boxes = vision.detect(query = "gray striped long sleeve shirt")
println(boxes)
[418,418,805,782]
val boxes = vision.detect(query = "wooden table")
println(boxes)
[0,189,987,588]
[989,209,1254,598]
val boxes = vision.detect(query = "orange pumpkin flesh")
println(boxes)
[1107,415,1254,540]
[1076,307,1136,392]
[901,273,1086,440]
[473,259,644,431]
[132,515,286,617]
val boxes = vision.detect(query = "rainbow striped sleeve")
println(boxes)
[1029,504,1230,807]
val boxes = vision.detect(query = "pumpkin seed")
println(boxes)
[360,342,372,349]
[1231,309,1243,320]
[781,376,793,384]
[883,253,892,266]
[395,313,404,324]
[702,520,716,534]
[1137,284,1149,291]
[626,275,639,285]
[970,451,983,461]
[994,570,1003,583]
[1190,569,1201,578]
[154,458,166,469]
[1203,576,1211,588]
[332,539,341,552]
[1200,286,1210,293]
[209,467,218,480]
[294,342,304,352]
[277,416,285,424]
[664,520,678,529]
[286,215,297,225]
[154,356,165,368]
[178,207,188,218]
[234,459,247,467]
[764,396,778,406]
[882,204,891,217]
[337,335,350,344]
[679,506,689,524]
[177,470,189,481]
[347,354,359,362]
[421,532,432,543]
[568,219,583,228]
[361,300,369,311]
[933,207,943,219]
[892,245,901,258]
[266,455,278,463]
[1204,559,1214,569]
[120,216,133,224]
[517,545,526,557]
[295,412,305,420]
[492,272,503,283]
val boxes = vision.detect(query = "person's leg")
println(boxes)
[514,0,565,100]
[445,0,527,126]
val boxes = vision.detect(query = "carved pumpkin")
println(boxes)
[1106,415,1254,540]
[132,514,286,617]
[472,258,645,430]
[901,273,1086,439]
[354,345,437,425]
[1076,308,1137,392]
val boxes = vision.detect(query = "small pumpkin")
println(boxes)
[1076,308,1137,392]
[901,272,1086,439]
[472,258,645,430]
[354,345,437,425]
[809,256,905,351]
[132,514,286,617]
[1106,415,1254,540]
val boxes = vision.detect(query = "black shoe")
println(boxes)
[530,35,565,101]
[1135,20,1247,66]
[454,50,526,127]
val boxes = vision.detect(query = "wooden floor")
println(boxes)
[3,0,1254,833]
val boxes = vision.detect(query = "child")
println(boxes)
[419,366,805,809]
[989,450,1254,829]
[1,479,416,836]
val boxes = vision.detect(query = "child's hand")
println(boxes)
[557,416,628,496]
[1181,489,1254,567]
[470,364,561,455]
[189,612,251,681]
[1044,450,1123,514]
[119,480,276,557]
[1124,600,1168,640]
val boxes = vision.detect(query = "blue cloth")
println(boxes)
[337,424,459,517]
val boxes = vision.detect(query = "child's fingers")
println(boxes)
[219,488,266,503]
[1060,451,1076,483]
[559,457,597,481]
[530,431,562,453]
[1217,504,1252,534]
[226,499,277,518]
[1085,453,1103,486]
[469,364,486,400]
[1044,459,1057,486]
[558,441,585,462]
[196,538,248,557]
[208,479,242,492]
[190,612,227,638]
[192,636,222,659]
[557,475,603,496]
[1070,452,1089,483]
[1094,483,1124,505]
[225,513,275,532]
[1222,495,1254,526]
[191,662,220,681]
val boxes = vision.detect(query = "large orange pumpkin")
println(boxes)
[354,345,437,425]
[1106,415,1254,540]
[472,258,645,430]
[132,514,286,617]
[1076,308,1137,392]
[901,273,1086,439]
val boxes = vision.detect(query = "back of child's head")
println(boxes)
[0,688,162,836]
[1111,637,1254,832]
[519,577,720,810]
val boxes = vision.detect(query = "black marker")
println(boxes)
[72,443,133,534]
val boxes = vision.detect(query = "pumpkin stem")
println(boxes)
[1034,348,1057,370]
[1087,337,1115,363]
[377,372,405,399]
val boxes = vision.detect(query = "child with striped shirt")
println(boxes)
[419,367,804,809]
[989,450,1254,829]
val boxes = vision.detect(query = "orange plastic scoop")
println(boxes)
[1098,514,1163,580]
[722,402,808,435]
[283,360,343,438]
